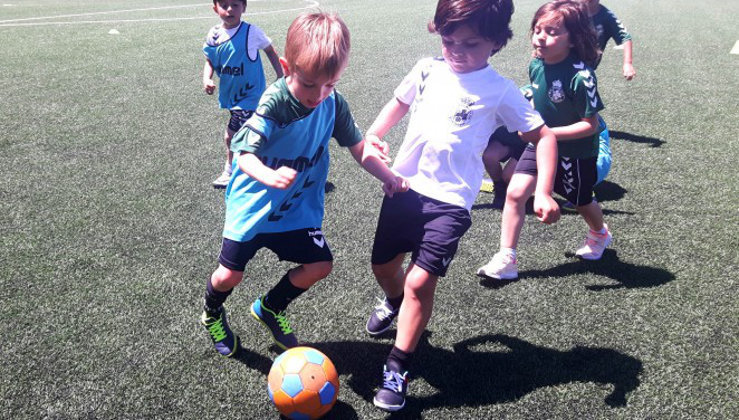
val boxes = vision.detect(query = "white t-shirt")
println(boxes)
[205,21,271,61]
[392,57,545,210]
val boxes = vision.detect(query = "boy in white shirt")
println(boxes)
[363,0,560,411]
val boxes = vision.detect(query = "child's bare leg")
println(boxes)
[501,157,519,184]
[576,200,605,232]
[500,173,537,249]
[372,253,406,299]
[210,264,244,291]
[288,261,333,289]
[394,264,438,353]
[224,128,235,171]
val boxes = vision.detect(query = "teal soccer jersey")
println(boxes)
[592,5,632,54]
[223,78,362,242]
[529,55,604,158]
[203,22,268,110]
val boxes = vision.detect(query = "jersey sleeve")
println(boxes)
[571,69,605,118]
[393,58,428,106]
[203,26,220,68]
[248,24,272,50]
[496,80,545,134]
[604,8,632,45]
[231,114,273,154]
[332,90,363,147]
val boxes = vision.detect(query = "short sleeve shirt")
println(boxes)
[223,78,362,242]
[392,57,544,210]
[592,5,632,52]
[528,56,604,158]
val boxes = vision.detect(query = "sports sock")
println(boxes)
[263,271,306,313]
[386,346,412,373]
[387,293,404,311]
[501,247,517,258]
[203,279,233,316]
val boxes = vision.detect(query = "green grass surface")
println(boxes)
[1,0,737,418]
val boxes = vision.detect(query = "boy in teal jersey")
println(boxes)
[200,11,408,357]
[202,0,283,189]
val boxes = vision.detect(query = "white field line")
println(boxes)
[0,0,318,27]
[731,40,739,55]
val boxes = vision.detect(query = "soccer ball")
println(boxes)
[268,346,339,419]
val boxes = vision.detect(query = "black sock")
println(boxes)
[263,271,306,313]
[203,279,233,316]
[387,293,404,311]
[386,346,413,373]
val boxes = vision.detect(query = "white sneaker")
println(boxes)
[476,251,518,280]
[212,170,231,189]
[575,225,612,260]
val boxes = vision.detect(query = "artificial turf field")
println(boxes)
[1,0,737,418]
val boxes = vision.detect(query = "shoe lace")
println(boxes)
[207,318,228,342]
[382,368,407,393]
[275,311,293,334]
[374,298,395,320]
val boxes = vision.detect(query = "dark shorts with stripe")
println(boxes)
[227,110,254,133]
[488,126,527,162]
[219,228,333,271]
[371,189,471,277]
[515,144,597,206]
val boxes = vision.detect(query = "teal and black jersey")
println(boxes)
[223,78,362,242]
[592,5,632,67]
[529,55,604,158]
[203,21,268,110]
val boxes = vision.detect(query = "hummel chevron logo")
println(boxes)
[442,257,452,267]
[561,161,572,170]
[421,70,429,80]
[313,236,325,248]
[573,62,585,70]
[233,83,255,103]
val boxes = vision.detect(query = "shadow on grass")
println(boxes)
[610,130,665,148]
[594,180,627,202]
[309,332,641,417]
[486,249,673,290]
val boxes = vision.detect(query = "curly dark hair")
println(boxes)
[531,0,600,67]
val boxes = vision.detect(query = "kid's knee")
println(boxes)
[506,183,531,203]
[304,261,333,280]
[211,265,243,290]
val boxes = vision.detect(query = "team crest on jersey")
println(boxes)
[450,96,475,126]
[548,80,565,103]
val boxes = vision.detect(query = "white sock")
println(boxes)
[500,247,516,258]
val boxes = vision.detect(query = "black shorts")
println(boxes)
[488,126,527,162]
[219,228,333,271]
[371,190,471,277]
[515,144,597,206]
[227,110,254,133]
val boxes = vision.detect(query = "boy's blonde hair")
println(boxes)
[284,12,350,79]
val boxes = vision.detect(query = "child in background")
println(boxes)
[202,0,283,189]
[562,0,636,207]
[200,12,407,357]
[477,0,611,281]
[364,0,560,411]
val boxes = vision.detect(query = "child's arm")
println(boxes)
[365,98,410,140]
[621,40,636,80]
[548,115,600,141]
[236,152,296,189]
[520,125,560,224]
[348,140,409,198]
[203,59,216,95]
[263,45,284,79]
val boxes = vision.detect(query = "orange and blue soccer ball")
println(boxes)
[268,346,339,419]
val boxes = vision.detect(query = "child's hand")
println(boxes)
[381,176,409,198]
[266,166,297,189]
[623,64,636,80]
[204,79,216,95]
[365,134,391,164]
[533,193,560,224]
